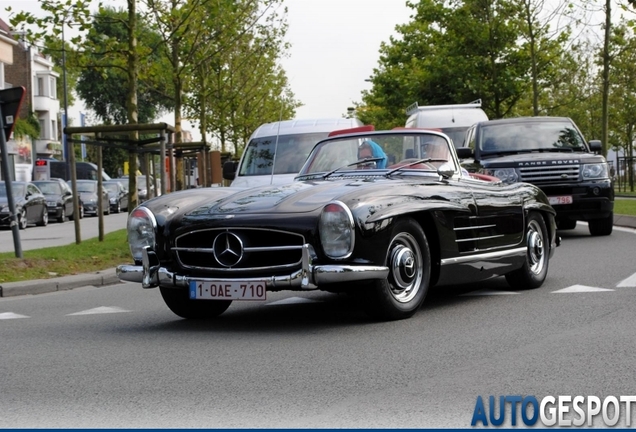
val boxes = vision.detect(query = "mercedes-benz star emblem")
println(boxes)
[212,232,244,267]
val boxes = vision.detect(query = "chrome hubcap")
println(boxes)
[388,232,423,303]
[527,219,546,275]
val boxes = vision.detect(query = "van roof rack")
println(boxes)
[406,99,482,116]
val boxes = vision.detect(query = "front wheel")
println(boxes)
[588,212,613,236]
[18,209,27,230]
[359,218,431,321]
[505,212,549,289]
[160,287,232,319]
[58,207,66,223]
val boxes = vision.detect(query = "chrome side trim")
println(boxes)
[455,234,504,242]
[440,247,526,266]
[116,244,389,290]
[454,224,496,231]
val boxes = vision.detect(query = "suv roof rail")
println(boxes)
[405,99,483,116]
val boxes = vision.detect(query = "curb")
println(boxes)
[2,214,636,299]
[0,267,121,298]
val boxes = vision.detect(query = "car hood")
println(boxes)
[481,151,605,166]
[143,176,444,223]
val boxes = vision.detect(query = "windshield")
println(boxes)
[33,182,62,195]
[439,127,470,148]
[478,121,587,154]
[238,132,329,176]
[77,182,96,193]
[0,183,25,197]
[104,183,119,193]
[299,132,456,176]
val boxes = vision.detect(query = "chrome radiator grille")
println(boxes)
[519,164,580,183]
[173,228,305,272]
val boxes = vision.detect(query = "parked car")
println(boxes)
[70,180,110,216]
[32,178,80,222]
[0,181,48,229]
[117,129,560,321]
[117,175,159,203]
[103,180,129,213]
[458,117,614,236]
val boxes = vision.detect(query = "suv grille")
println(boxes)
[173,228,304,272]
[519,165,580,183]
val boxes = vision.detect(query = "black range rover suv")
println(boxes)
[457,116,614,236]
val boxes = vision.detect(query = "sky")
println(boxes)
[1,0,413,137]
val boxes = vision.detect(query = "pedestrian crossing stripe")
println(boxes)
[552,285,614,293]
[617,272,636,287]
[0,312,29,319]
[66,306,132,316]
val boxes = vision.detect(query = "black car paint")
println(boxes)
[0,182,48,228]
[140,175,555,288]
[31,179,75,222]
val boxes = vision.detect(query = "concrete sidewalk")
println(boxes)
[1,214,636,298]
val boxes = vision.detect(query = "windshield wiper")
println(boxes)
[322,157,385,179]
[384,158,447,177]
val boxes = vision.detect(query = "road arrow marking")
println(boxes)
[0,312,29,319]
[460,289,519,296]
[67,306,132,316]
[552,285,614,293]
[617,272,636,287]
[267,297,322,306]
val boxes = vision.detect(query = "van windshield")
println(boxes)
[238,132,328,176]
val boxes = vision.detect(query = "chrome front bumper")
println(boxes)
[116,245,389,290]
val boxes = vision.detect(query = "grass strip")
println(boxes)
[0,229,131,284]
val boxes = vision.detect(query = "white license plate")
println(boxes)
[548,195,573,205]
[189,280,267,301]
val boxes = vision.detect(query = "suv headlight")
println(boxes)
[582,163,608,179]
[127,207,157,262]
[485,168,518,184]
[319,201,354,259]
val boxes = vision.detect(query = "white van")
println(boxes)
[225,117,364,188]
[404,100,488,153]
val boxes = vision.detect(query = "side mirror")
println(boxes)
[437,163,456,179]
[456,147,473,159]
[223,160,238,181]
[588,140,602,153]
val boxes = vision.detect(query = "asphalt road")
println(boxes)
[1,223,635,428]
[0,212,128,253]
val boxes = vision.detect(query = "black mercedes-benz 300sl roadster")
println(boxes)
[117,129,560,321]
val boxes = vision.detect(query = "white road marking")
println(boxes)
[0,312,30,319]
[617,272,636,287]
[460,289,520,296]
[266,297,322,306]
[66,306,132,316]
[552,285,614,293]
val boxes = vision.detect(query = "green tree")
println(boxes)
[357,0,572,128]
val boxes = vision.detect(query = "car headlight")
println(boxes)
[582,163,608,179]
[319,201,354,259]
[485,167,518,184]
[127,207,157,262]
[1,205,8,213]
[139,189,147,196]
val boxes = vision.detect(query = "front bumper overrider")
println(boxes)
[116,245,389,291]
